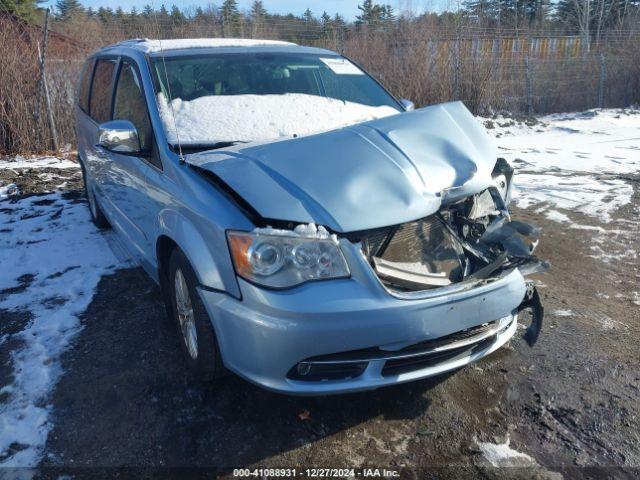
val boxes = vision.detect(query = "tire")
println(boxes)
[168,248,225,382]
[80,159,109,229]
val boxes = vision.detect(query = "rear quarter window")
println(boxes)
[89,58,117,123]
[77,58,94,113]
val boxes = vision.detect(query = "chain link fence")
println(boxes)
[1,10,639,154]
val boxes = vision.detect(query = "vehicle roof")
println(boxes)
[96,38,339,58]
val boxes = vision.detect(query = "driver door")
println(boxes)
[105,58,158,260]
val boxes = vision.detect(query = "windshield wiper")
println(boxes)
[172,141,247,154]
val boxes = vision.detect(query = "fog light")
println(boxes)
[297,361,312,376]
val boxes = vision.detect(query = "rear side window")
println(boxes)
[89,58,117,123]
[77,58,94,113]
[113,61,153,151]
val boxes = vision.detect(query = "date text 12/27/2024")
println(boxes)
[233,468,401,477]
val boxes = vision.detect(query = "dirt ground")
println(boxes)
[2,162,639,479]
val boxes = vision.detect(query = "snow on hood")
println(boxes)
[187,101,498,232]
[138,38,295,53]
[157,93,400,145]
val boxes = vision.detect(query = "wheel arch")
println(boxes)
[154,209,239,298]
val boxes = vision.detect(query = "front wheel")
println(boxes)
[168,248,225,382]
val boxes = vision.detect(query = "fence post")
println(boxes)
[524,54,533,115]
[38,8,59,151]
[598,53,606,108]
[452,39,460,100]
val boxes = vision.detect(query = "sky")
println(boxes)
[41,0,453,20]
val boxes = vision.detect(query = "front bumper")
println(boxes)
[198,266,527,395]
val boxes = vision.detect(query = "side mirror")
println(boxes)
[98,120,141,154]
[400,99,415,112]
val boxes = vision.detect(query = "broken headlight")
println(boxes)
[227,231,350,288]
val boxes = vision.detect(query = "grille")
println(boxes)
[381,336,495,377]
[397,321,497,353]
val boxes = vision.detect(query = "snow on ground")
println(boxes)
[484,108,640,265]
[157,92,399,145]
[0,158,121,466]
[476,437,538,467]
[0,156,78,170]
[0,182,20,199]
[486,108,639,221]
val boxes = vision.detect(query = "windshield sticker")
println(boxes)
[320,57,364,75]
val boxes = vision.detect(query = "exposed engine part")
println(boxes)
[479,217,541,257]
[468,189,500,220]
[366,217,467,291]
[468,252,508,280]
[361,184,546,293]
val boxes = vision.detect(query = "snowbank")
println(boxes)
[156,93,399,145]
[484,108,640,222]
[137,38,295,53]
[0,156,77,170]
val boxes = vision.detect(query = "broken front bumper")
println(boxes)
[197,264,528,395]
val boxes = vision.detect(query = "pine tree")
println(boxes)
[522,0,550,25]
[303,8,314,22]
[250,0,267,37]
[142,4,153,18]
[55,0,84,21]
[250,0,267,19]
[462,0,499,23]
[221,0,240,35]
[2,0,42,22]
[170,5,185,23]
[381,4,395,22]
[320,11,333,38]
[356,0,387,26]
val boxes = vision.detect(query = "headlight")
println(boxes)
[227,228,350,288]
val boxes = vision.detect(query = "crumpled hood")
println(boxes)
[187,101,498,232]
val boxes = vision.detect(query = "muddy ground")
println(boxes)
[2,162,639,479]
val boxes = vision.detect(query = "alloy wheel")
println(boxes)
[174,268,198,359]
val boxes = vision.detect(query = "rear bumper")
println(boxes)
[198,268,526,395]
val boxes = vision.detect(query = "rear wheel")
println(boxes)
[168,248,225,382]
[80,159,109,229]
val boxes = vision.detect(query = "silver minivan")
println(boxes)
[75,38,546,395]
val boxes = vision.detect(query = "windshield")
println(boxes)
[151,52,402,148]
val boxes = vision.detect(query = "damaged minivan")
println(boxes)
[75,38,546,394]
